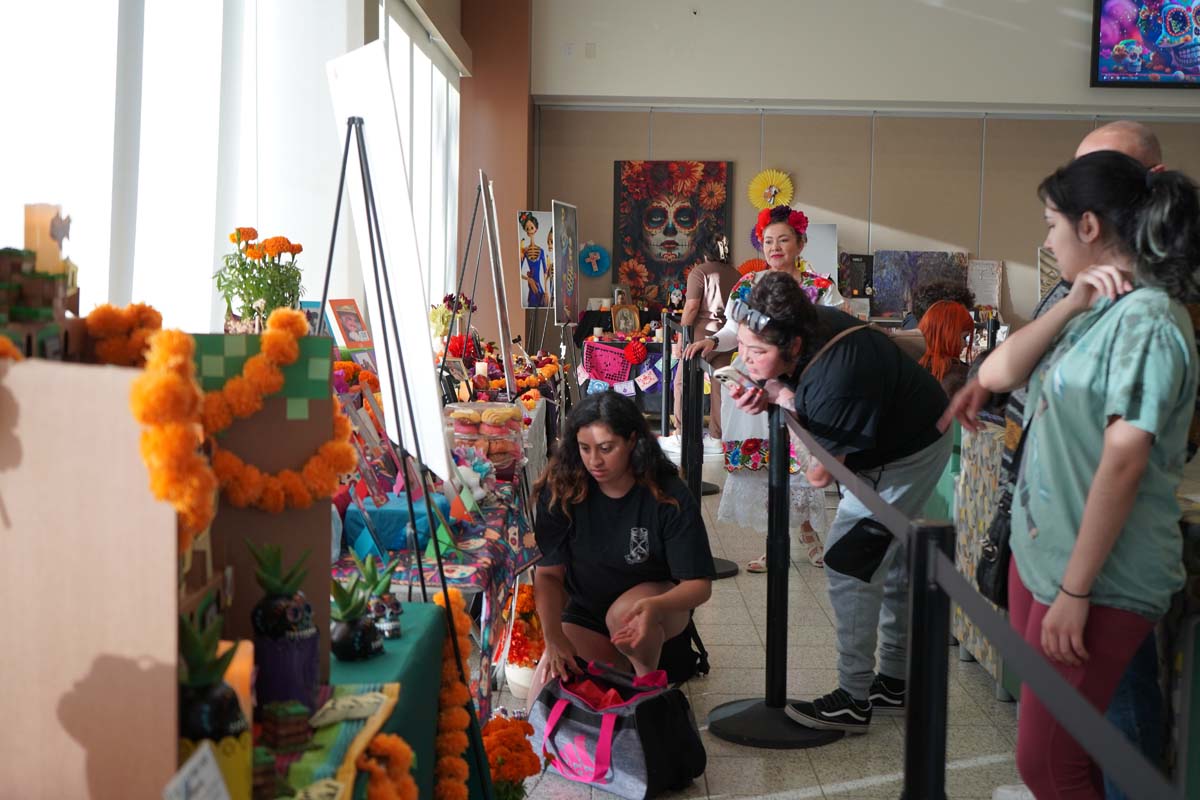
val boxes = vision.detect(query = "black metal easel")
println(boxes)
[321,116,492,798]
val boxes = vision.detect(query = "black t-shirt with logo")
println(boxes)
[791,306,948,472]
[534,474,716,622]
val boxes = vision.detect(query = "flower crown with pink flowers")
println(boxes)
[754,205,809,242]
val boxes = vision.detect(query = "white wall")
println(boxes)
[532,0,1200,115]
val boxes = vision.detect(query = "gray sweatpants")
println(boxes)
[822,432,952,700]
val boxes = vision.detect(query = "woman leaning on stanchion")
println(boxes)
[524,391,715,711]
[977,151,1200,798]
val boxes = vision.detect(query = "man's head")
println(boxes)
[1076,121,1164,171]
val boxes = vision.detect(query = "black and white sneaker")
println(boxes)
[784,688,872,734]
[869,674,906,716]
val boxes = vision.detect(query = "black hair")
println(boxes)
[746,271,822,355]
[702,233,730,263]
[533,391,679,516]
[1039,150,1200,302]
[519,211,539,231]
[761,205,808,241]
[913,281,976,320]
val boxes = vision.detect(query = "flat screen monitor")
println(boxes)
[1091,0,1200,88]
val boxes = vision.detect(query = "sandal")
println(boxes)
[799,529,824,568]
[746,554,768,573]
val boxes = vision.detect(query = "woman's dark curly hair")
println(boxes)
[518,211,539,231]
[745,271,823,357]
[533,391,679,517]
[1039,151,1200,302]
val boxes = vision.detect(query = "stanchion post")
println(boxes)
[661,311,671,437]
[902,522,955,800]
[764,405,790,707]
[681,329,704,502]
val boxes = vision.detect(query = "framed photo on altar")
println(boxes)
[611,304,640,334]
[327,298,373,351]
[443,357,469,381]
[613,283,631,307]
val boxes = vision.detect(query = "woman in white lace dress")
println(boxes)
[686,205,842,570]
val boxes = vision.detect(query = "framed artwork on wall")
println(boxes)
[551,200,579,326]
[613,160,732,305]
[516,210,553,309]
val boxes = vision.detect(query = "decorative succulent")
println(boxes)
[330,577,370,623]
[350,551,402,598]
[179,593,237,689]
[330,577,384,661]
[247,541,314,639]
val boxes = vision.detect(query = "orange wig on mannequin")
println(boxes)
[918,300,974,381]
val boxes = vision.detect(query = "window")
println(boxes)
[381,0,461,305]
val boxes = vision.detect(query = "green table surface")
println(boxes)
[330,601,493,800]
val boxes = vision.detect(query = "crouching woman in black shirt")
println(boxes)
[528,391,715,703]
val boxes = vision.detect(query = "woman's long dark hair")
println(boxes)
[533,391,679,517]
[746,270,825,359]
[1038,151,1200,302]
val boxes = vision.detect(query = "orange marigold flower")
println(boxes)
[333,360,359,380]
[318,440,358,476]
[233,227,258,243]
[245,245,263,261]
[86,304,130,338]
[225,461,265,507]
[439,682,470,709]
[435,779,469,800]
[143,330,195,377]
[261,329,300,365]
[435,756,470,781]
[202,391,234,435]
[433,587,467,613]
[95,336,135,366]
[258,475,286,514]
[438,706,471,733]
[261,236,292,259]
[332,407,352,441]
[435,729,469,756]
[242,353,284,395]
[210,447,244,486]
[358,370,380,392]
[288,242,303,256]
[267,308,310,339]
[301,457,339,498]
[277,469,312,507]
[130,371,200,426]
[130,303,163,331]
[0,337,23,360]
[222,375,263,417]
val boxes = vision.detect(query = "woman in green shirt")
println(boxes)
[978,151,1200,799]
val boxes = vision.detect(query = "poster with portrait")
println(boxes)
[327,298,374,350]
[613,160,732,305]
[516,210,554,309]
[551,200,579,326]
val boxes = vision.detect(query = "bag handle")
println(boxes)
[799,324,870,380]
[542,698,617,784]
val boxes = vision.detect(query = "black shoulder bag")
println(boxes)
[975,417,1030,610]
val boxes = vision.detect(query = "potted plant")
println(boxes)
[330,576,384,661]
[503,584,544,699]
[179,593,251,797]
[215,227,305,333]
[350,551,405,639]
[247,541,319,712]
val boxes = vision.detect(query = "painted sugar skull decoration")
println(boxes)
[369,594,404,639]
[1158,2,1200,72]
[248,542,316,640]
[350,551,405,640]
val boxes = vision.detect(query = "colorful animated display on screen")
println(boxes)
[1093,0,1200,87]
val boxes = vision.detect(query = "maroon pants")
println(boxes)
[1008,559,1154,799]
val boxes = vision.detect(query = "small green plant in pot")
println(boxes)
[215,227,305,332]
[330,576,384,661]
[179,593,251,796]
[351,551,405,639]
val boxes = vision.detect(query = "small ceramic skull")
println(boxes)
[370,593,404,639]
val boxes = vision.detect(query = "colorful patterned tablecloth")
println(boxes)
[332,483,539,719]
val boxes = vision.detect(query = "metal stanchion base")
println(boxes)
[713,557,739,580]
[701,480,720,496]
[708,698,843,749]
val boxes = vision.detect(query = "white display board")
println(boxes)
[803,223,838,281]
[326,42,452,481]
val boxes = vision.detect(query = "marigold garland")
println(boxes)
[87,303,163,367]
[129,329,218,552]
[434,588,473,800]
[357,733,419,800]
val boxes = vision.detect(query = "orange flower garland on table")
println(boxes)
[481,717,540,800]
[129,329,219,552]
[433,588,473,800]
[87,303,163,366]
[0,337,23,361]
[356,733,419,800]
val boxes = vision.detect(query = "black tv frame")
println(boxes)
[1089,0,1200,89]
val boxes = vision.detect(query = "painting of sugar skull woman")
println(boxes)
[613,160,732,305]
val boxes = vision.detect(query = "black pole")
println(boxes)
[437,184,482,388]
[660,311,671,438]
[316,117,356,338]
[764,404,790,707]
[902,522,955,800]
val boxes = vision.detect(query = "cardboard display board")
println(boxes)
[326,42,454,481]
[0,360,178,798]
[191,334,334,681]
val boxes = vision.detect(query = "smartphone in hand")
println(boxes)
[713,365,759,391]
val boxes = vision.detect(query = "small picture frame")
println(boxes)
[350,350,378,374]
[300,300,323,335]
[327,298,373,351]
[612,284,631,307]
[443,357,470,381]
[611,304,640,334]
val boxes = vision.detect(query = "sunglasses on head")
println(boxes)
[731,299,781,334]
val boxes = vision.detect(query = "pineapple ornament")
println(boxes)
[246,541,320,712]
[330,576,384,661]
[350,551,405,639]
[178,594,252,798]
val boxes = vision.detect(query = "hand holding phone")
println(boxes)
[713,365,756,390]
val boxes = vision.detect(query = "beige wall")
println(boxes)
[537,109,1200,324]
[532,0,1200,115]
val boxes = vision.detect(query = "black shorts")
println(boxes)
[561,599,700,680]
